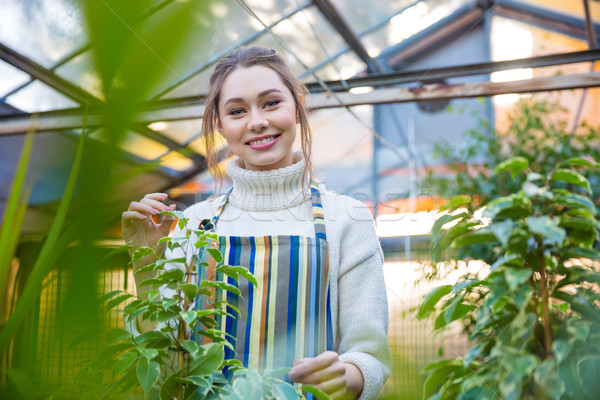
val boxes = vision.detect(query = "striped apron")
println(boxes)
[196,181,333,378]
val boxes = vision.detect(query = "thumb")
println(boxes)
[158,204,177,235]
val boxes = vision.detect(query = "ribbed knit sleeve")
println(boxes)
[333,197,392,400]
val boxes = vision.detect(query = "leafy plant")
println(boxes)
[417,99,600,399]
[63,213,319,400]
[418,152,600,397]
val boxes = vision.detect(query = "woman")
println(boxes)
[122,46,391,400]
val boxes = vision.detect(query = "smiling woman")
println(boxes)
[215,65,298,171]
[122,46,392,400]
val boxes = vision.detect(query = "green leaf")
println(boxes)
[490,220,514,247]
[190,343,224,376]
[131,247,154,263]
[181,340,200,355]
[558,357,585,400]
[578,356,600,399]
[526,216,565,246]
[217,265,258,287]
[551,169,592,193]
[181,310,198,325]
[161,268,185,282]
[494,156,529,179]
[559,247,600,261]
[552,340,572,363]
[102,243,135,261]
[504,268,532,291]
[554,194,597,215]
[200,280,241,296]
[563,157,599,169]
[490,254,520,271]
[431,212,469,239]
[206,248,223,264]
[560,216,597,232]
[302,385,330,400]
[138,347,159,361]
[106,293,133,310]
[440,195,471,212]
[553,292,600,322]
[106,328,130,343]
[452,279,480,294]
[565,320,590,342]
[160,210,185,219]
[418,285,452,319]
[136,358,160,395]
[180,283,199,301]
[453,230,498,247]
[423,361,463,396]
[160,370,180,400]
[135,331,171,349]
[115,351,138,375]
[195,239,210,249]
[272,382,300,400]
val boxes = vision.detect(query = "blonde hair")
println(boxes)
[202,46,314,191]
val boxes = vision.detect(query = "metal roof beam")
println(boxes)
[0,42,100,105]
[306,49,600,92]
[312,0,382,72]
[493,0,600,42]
[308,71,600,108]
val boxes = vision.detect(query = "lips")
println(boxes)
[246,134,281,146]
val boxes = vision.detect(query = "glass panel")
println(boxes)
[330,0,421,35]
[55,51,104,100]
[302,51,366,82]
[0,60,30,97]
[89,129,169,160]
[147,119,203,144]
[6,81,78,112]
[254,6,348,76]
[0,0,87,67]
[161,67,213,99]
[150,0,305,99]
[490,15,593,131]
[515,0,600,23]
[361,0,472,57]
[159,151,194,171]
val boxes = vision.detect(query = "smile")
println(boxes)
[246,134,281,148]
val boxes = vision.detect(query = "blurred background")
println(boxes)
[0,0,599,398]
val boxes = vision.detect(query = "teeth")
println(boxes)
[248,137,275,146]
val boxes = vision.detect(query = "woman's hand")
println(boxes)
[288,351,363,400]
[121,192,176,253]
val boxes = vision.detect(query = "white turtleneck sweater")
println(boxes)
[177,154,391,400]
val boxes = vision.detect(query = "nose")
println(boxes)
[247,110,268,132]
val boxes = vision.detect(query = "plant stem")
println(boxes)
[538,249,552,357]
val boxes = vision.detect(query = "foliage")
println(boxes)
[424,99,600,209]
[61,214,319,400]
[1,1,213,397]
[418,100,600,399]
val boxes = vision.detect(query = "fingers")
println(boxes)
[289,351,339,382]
[127,193,173,215]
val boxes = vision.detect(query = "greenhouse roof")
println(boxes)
[1,0,600,226]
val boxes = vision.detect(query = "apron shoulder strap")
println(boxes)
[310,181,327,240]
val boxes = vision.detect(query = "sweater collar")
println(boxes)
[225,152,310,211]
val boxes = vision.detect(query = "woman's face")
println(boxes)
[216,65,298,171]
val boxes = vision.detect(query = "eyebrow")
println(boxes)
[223,88,283,107]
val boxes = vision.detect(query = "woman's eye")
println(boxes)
[265,99,280,108]
[229,109,244,116]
